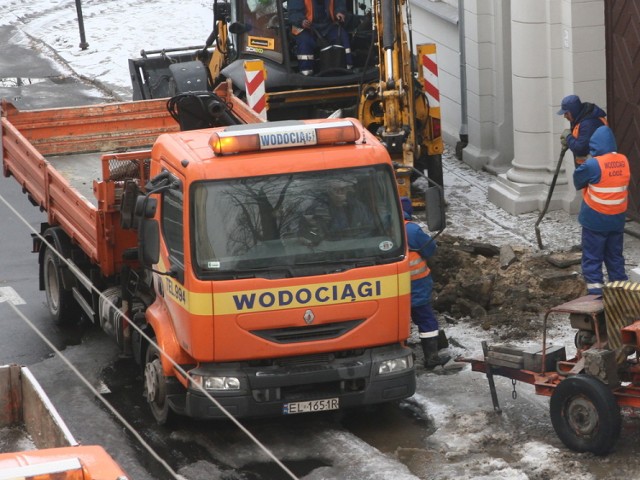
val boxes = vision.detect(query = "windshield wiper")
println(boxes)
[294,258,376,272]
[203,265,294,279]
[236,265,295,278]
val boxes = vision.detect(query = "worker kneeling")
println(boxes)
[289,0,353,75]
[401,197,450,369]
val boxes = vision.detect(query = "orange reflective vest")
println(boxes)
[292,0,337,34]
[405,220,430,280]
[582,152,630,215]
[573,117,608,165]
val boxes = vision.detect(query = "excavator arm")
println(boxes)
[358,0,442,199]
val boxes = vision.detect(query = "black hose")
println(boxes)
[535,146,569,249]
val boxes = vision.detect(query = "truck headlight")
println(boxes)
[191,375,241,391]
[377,354,413,374]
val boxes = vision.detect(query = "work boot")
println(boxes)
[437,329,449,351]
[421,337,451,369]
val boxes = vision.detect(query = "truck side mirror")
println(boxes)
[139,218,160,266]
[135,195,160,266]
[425,185,446,232]
[135,195,157,219]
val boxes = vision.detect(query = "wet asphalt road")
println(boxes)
[0,23,158,479]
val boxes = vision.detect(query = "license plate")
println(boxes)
[283,397,339,415]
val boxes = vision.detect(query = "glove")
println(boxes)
[560,128,571,148]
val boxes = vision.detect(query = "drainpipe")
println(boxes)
[455,0,468,160]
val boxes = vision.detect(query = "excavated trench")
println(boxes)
[430,234,586,341]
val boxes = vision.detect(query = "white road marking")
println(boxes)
[0,286,26,305]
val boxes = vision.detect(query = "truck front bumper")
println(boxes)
[173,343,416,419]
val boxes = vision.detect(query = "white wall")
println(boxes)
[410,0,460,147]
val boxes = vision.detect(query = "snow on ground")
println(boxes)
[0,0,213,100]
[4,2,640,479]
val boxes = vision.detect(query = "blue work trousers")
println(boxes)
[411,303,439,338]
[295,24,352,74]
[582,227,627,294]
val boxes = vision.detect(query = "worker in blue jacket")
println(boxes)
[557,94,608,167]
[289,0,353,75]
[573,125,629,295]
[401,197,450,369]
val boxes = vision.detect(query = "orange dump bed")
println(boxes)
[1,81,262,277]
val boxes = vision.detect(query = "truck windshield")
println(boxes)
[192,165,404,278]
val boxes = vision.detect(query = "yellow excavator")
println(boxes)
[128,0,444,201]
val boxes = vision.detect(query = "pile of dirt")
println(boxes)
[429,234,586,340]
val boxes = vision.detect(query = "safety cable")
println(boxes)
[5,302,183,480]
[0,192,299,480]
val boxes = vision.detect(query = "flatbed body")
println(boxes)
[1,81,260,276]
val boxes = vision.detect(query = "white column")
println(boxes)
[556,0,606,212]
[461,0,514,173]
[488,0,606,215]
[488,0,572,214]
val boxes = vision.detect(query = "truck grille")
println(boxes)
[251,319,363,344]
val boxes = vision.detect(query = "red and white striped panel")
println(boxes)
[244,60,267,120]
[419,44,440,109]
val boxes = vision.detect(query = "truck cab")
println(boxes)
[137,118,416,422]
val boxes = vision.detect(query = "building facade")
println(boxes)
[411,0,606,214]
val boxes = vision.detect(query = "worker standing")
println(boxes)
[573,125,629,295]
[401,197,450,369]
[557,94,608,167]
[289,0,353,75]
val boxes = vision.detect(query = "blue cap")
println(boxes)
[400,196,413,216]
[557,94,582,117]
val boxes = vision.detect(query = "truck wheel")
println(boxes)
[43,247,77,325]
[549,375,621,455]
[144,340,173,425]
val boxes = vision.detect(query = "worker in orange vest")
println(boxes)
[573,125,629,295]
[289,0,353,75]
[557,94,608,167]
[401,197,450,369]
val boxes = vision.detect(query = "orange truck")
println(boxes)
[0,364,128,479]
[1,83,423,423]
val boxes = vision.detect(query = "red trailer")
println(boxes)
[466,282,640,455]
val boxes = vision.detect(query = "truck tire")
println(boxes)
[43,246,78,326]
[549,374,621,455]
[144,340,174,425]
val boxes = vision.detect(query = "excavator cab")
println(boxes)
[128,0,444,196]
[220,0,379,119]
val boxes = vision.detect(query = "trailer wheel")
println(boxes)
[144,340,173,425]
[43,247,77,325]
[550,375,621,455]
